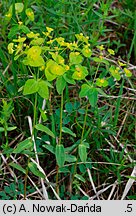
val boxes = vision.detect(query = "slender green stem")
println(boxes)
[59,92,63,145]
[80,103,89,143]
[93,62,100,84]
[33,92,38,134]
[24,93,38,199]
[71,102,89,186]
[56,92,64,194]
[48,91,56,146]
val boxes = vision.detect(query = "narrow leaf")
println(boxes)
[75,174,86,183]
[62,126,76,137]
[13,138,33,153]
[35,124,55,138]
[9,162,26,174]
[7,126,17,131]
[28,162,45,178]
[65,154,77,162]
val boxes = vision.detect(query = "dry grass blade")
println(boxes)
[27,116,61,200]
[27,116,49,200]
[87,168,100,199]
[108,180,118,200]
[121,166,136,200]
[0,153,17,181]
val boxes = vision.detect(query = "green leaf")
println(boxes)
[63,73,76,85]
[78,144,87,162]
[88,87,98,107]
[124,68,132,77]
[23,79,39,95]
[35,124,55,138]
[8,25,19,39]
[28,162,45,178]
[96,88,108,97]
[96,78,108,87]
[23,55,44,67]
[44,80,54,88]
[45,69,57,81]
[65,143,79,153]
[38,80,49,99]
[43,145,55,154]
[55,144,65,167]
[82,47,92,58]
[72,65,88,80]
[25,8,34,21]
[9,162,26,174]
[9,3,24,14]
[56,76,66,94]
[15,3,24,13]
[69,52,83,65]
[65,102,73,113]
[62,126,76,137]
[59,167,70,173]
[92,57,109,65]
[46,59,65,76]
[50,52,64,65]
[30,38,44,46]
[79,84,90,98]
[23,46,44,67]
[109,66,121,81]
[75,174,86,183]
[13,138,33,153]
[65,154,77,162]
[19,25,30,34]
[0,127,4,132]
[7,126,17,131]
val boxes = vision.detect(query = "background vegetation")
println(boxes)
[0,0,135,200]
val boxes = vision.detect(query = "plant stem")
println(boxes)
[33,92,38,133]
[71,102,89,186]
[24,93,38,199]
[56,92,64,194]
[80,103,89,143]
[49,90,56,146]
[59,92,63,145]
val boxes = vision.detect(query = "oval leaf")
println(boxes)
[88,87,98,107]
[38,80,49,99]
[78,144,87,162]
[23,79,39,95]
[0,127,4,132]
[79,84,90,98]
[56,76,66,95]
[55,145,65,167]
